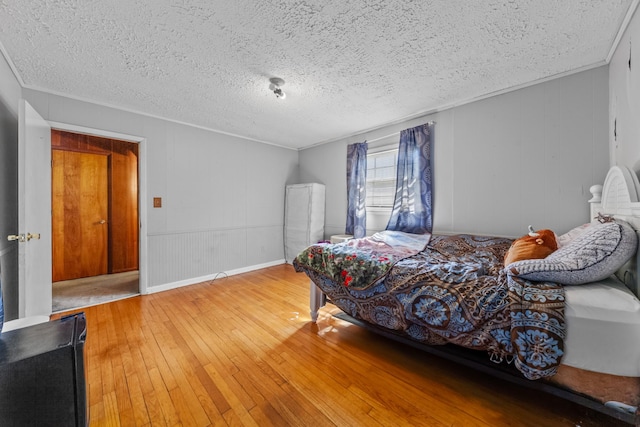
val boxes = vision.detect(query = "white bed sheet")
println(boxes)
[562,276,640,377]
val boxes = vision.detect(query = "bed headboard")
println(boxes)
[589,165,640,297]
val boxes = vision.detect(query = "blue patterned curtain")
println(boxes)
[346,142,368,238]
[386,123,433,234]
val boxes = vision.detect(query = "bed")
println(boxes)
[292,165,640,425]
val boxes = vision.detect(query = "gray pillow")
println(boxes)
[506,221,637,285]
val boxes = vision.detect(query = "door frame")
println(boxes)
[48,121,148,295]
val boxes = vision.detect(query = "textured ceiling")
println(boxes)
[0,0,635,149]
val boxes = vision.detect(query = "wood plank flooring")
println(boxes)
[54,264,627,426]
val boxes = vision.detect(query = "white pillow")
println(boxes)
[506,221,637,285]
[556,223,590,248]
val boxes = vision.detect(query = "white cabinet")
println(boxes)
[284,183,325,262]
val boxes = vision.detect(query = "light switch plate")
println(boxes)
[153,197,162,208]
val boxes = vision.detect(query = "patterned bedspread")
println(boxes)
[293,234,565,380]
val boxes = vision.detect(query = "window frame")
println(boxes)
[365,144,398,212]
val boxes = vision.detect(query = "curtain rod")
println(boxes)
[365,121,435,144]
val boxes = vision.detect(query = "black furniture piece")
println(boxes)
[0,312,88,426]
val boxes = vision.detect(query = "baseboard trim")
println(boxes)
[144,259,286,294]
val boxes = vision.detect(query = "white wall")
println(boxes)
[0,52,21,319]
[300,66,609,239]
[23,89,299,290]
[610,6,640,170]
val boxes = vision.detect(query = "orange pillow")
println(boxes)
[504,229,558,267]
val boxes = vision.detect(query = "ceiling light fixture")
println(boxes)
[269,77,286,99]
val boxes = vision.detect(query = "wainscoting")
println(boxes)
[147,225,284,288]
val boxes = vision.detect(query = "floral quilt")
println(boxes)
[293,231,431,290]
[294,234,565,380]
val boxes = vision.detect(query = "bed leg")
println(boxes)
[310,281,325,323]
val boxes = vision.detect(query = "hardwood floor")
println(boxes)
[54,264,627,426]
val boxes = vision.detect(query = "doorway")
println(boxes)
[51,129,140,312]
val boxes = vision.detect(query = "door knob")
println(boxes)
[98,220,107,224]
[8,233,40,242]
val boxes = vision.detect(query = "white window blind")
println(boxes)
[366,149,398,208]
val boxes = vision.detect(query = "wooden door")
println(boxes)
[51,130,139,274]
[52,150,109,282]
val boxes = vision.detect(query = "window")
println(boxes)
[366,149,397,209]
